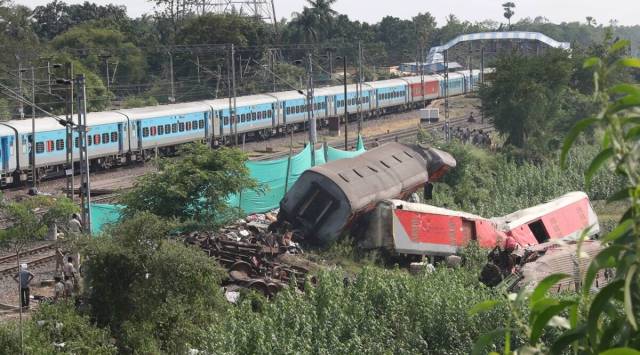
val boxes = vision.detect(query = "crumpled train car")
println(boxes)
[277,143,456,245]
[361,200,505,256]
[361,191,600,257]
[491,191,600,247]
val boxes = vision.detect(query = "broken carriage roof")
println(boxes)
[490,191,597,232]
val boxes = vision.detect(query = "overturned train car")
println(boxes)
[361,191,600,258]
[277,143,456,245]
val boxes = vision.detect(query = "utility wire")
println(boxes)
[0,82,73,126]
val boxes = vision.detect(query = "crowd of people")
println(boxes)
[452,127,493,147]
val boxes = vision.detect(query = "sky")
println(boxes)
[14,0,640,27]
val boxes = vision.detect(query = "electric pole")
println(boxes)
[75,74,92,234]
[30,67,36,190]
[444,50,450,142]
[305,53,316,166]
[168,50,175,103]
[64,63,74,200]
[357,41,363,135]
[231,44,238,146]
[17,60,24,119]
[343,55,348,150]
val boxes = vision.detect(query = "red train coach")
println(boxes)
[360,192,600,257]
[403,76,440,100]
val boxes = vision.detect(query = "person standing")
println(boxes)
[68,213,82,234]
[62,256,76,284]
[53,276,65,302]
[13,264,35,309]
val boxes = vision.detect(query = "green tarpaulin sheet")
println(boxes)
[90,136,366,233]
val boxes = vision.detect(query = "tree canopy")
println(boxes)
[479,49,573,153]
[120,143,258,227]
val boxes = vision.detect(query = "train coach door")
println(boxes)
[135,121,143,150]
[0,137,8,170]
[117,123,124,154]
[204,112,210,140]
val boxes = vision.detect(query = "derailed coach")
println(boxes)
[276,143,456,245]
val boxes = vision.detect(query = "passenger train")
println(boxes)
[0,69,481,186]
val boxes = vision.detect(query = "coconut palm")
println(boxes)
[502,2,515,30]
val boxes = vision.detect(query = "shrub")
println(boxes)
[204,265,512,354]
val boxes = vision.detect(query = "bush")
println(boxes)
[83,212,227,353]
[0,302,115,354]
[430,142,624,217]
[203,265,512,354]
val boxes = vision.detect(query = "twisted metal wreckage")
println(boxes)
[184,143,609,298]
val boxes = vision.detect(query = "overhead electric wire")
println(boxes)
[0,82,73,126]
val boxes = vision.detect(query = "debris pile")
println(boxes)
[184,211,312,298]
[480,239,611,293]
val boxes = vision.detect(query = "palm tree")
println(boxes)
[307,0,337,22]
[502,2,515,30]
[292,7,319,42]
[292,0,337,43]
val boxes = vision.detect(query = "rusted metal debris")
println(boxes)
[183,213,312,298]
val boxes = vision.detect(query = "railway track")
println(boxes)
[254,116,492,161]
[0,243,56,278]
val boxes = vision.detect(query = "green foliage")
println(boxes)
[0,195,78,252]
[480,49,574,153]
[475,39,640,354]
[122,94,158,108]
[32,1,128,40]
[0,302,116,354]
[51,24,147,84]
[204,266,511,354]
[0,98,10,121]
[428,142,624,218]
[83,212,227,353]
[120,143,258,228]
[179,14,270,47]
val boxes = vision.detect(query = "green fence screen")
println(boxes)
[90,136,366,233]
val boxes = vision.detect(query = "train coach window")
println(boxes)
[186,122,191,131]
[103,133,110,142]
[199,119,204,129]
[223,116,229,125]
[257,111,262,120]
[45,140,53,152]
[36,142,45,154]
[158,126,164,135]
[111,132,118,142]
[252,112,257,121]
[165,124,171,133]
[192,120,198,129]
[267,110,272,118]
[240,114,246,123]
[74,137,79,148]
[56,139,64,151]
[142,127,150,137]
[94,134,101,145]
[179,122,185,132]
[87,137,92,146]
[172,123,178,133]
